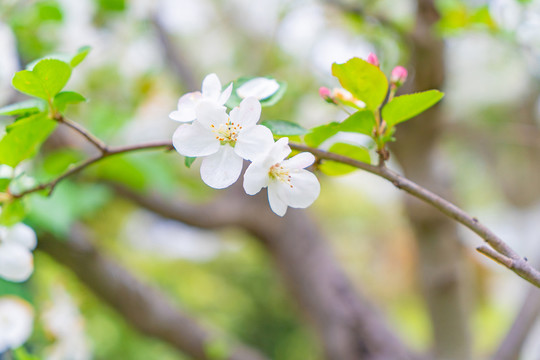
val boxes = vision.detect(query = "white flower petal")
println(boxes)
[235,125,275,161]
[231,97,261,128]
[243,162,269,195]
[266,137,291,164]
[267,184,288,216]
[0,297,34,353]
[169,92,201,122]
[200,146,243,189]
[237,78,280,100]
[277,170,320,208]
[195,101,229,128]
[218,83,233,105]
[0,243,34,282]
[4,223,37,250]
[173,123,219,157]
[282,152,315,170]
[201,73,222,101]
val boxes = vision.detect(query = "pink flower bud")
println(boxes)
[319,86,331,99]
[366,53,380,67]
[391,66,408,86]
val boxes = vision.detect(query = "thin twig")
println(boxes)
[58,116,109,153]
[288,142,540,287]
[11,141,173,199]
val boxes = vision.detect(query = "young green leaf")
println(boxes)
[0,199,27,226]
[12,59,72,100]
[339,110,376,136]
[319,143,370,176]
[261,119,307,136]
[304,122,341,148]
[331,57,388,110]
[0,99,47,117]
[0,114,57,167]
[70,46,91,67]
[382,90,444,127]
[53,91,86,112]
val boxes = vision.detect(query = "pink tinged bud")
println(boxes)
[391,66,408,85]
[366,53,380,67]
[319,86,336,104]
[319,86,331,99]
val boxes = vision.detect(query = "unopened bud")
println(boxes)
[319,87,336,104]
[391,66,408,87]
[366,53,380,67]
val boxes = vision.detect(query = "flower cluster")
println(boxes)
[171,74,320,216]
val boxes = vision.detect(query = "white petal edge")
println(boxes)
[235,125,275,161]
[218,83,233,105]
[0,244,34,282]
[172,123,219,157]
[4,223,37,250]
[200,145,243,189]
[231,97,261,128]
[282,152,315,170]
[169,92,201,122]
[266,137,291,165]
[277,170,321,208]
[201,73,222,101]
[267,183,288,216]
[243,162,269,195]
[237,78,280,100]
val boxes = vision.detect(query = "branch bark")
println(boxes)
[112,182,419,360]
[38,227,269,360]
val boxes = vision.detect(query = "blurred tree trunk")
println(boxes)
[391,0,472,359]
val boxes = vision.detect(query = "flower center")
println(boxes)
[269,163,293,188]
[211,118,242,146]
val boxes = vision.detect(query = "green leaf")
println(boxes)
[319,143,370,176]
[12,59,72,100]
[225,77,287,108]
[185,156,196,168]
[261,119,307,136]
[0,99,47,117]
[304,122,341,148]
[53,91,86,112]
[0,113,58,167]
[331,57,388,110]
[304,110,375,147]
[70,46,91,67]
[0,199,27,226]
[339,110,376,136]
[382,90,444,127]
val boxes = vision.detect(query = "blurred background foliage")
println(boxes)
[1,0,540,359]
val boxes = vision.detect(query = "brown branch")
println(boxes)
[56,116,109,153]
[10,140,173,199]
[38,226,269,360]
[287,143,540,287]
[111,182,419,360]
[10,117,540,286]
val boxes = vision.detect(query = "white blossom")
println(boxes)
[0,223,37,283]
[169,73,233,123]
[237,77,279,100]
[173,97,274,189]
[0,296,34,353]
[243,137,320,216]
